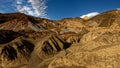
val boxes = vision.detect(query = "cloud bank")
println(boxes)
[16,0,47,18]
[80,12,99,18]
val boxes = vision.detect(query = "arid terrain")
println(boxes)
[0,10,120,68]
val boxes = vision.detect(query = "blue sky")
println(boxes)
[46,0,120,20]
[0,0,120,20]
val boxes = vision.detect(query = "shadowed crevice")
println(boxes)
[42,41,54,55]
[51,37,61,51]
[1,45,17,60]
[17,40,35,57]
[0,40,35,61]
[56,36,71,49]
[0,30,21,44]
[42,36,72,55]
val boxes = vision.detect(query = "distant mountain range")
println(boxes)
[0,10,120,68]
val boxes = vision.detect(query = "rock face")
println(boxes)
[0,10,120,68]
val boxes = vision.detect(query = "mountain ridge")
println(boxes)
[0,10,120,68]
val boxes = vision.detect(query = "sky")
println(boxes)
[0,0,120,20]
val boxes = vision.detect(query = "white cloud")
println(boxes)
[117,8,120,10]
[16,0,47,18]
[16,0,22,4]
[80,12,99,18]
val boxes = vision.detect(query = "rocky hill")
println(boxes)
[0,10,120,68]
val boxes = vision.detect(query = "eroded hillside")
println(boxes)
[0,10,120,68]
